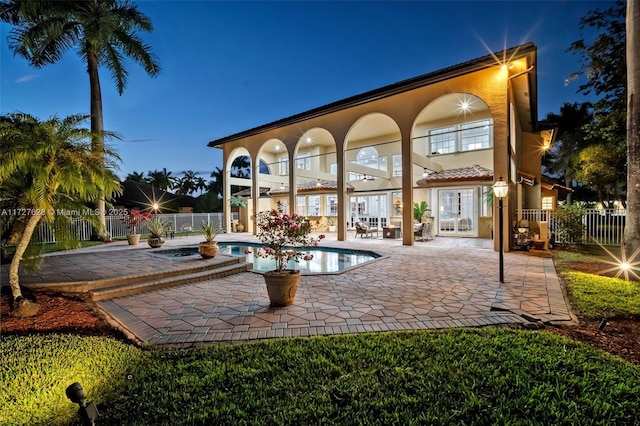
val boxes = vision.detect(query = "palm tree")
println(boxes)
[126,171,147,183]
[175,170,198,195]
[209,167,224,198]
[195,176,208,195]
[1,0,160,236]
[0,113,121,317]
[147,168,176,191]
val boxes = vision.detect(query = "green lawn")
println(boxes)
[2,330,639,425]
[554,246,640,319]
[3,244,640,425]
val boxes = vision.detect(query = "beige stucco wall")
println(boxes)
[218,61,532,251]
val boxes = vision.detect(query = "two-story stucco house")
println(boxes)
[208,42,563,250]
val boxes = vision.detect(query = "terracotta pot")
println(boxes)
[147,236,165,248]
[198,241,220,259]
[127,234,141,245]
[263,269,301,306]
[236,223,245,232]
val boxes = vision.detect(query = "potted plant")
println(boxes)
[327,216,337,232]
[123,210,152,245]
[198,220,222,259]
[146,217,167,248]
[413,201,430,223]
[254,203,325,306]
[230,195,247,232]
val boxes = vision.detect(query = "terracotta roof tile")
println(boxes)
[417,165,493,185]
[267,180,353,196]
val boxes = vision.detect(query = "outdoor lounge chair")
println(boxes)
[414,222,433,242]
[355,221,378,238]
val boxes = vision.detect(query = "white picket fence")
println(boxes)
[7,213,235,244]
[520,209,626,246]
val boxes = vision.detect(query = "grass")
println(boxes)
[554,246,640,319]
[2,329,639,425]
[0,334,146,425]
[562,271,640,319]
[3,243,639,425]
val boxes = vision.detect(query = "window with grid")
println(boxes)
[295,153,310,170]
[296,195,321,216]
[428,120,493,154]
[429,126,456,154]
[278,156,289,176]
[461,120,492,151]
[392,154,402,177]
[325,195,338,216]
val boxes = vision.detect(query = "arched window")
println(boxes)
[357,147,378,167]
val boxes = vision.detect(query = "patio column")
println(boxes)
[401,130,413,246]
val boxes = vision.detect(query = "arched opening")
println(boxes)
[257,139,290,215]
[226,149,252,232]
[292,128,338,232]
[344,113,402,236]
[412,93,494,237]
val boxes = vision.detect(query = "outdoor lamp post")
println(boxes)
[492,176,509,283]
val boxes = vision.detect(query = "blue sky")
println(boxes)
[1,0,614,182]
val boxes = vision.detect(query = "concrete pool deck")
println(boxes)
[1,233,573,348]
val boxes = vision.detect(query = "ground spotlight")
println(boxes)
[598,318,609,331]
[66,382,99,426]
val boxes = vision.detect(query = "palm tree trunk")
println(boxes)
[625,0,640,256]
[88,51,107,238]
[8,213,41,316]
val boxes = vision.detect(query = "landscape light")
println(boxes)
[66,382,99,426]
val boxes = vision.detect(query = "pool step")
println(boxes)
[89,259,250,301]
[24,255,250,298]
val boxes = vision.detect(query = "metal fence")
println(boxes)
[4,212,235,244]
[520,209,626,246]
[3,209,627,246]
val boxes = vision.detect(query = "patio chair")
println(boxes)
[414,222,433,242]
[355,221,378,238]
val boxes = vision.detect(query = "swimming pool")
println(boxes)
[155,243,381,274]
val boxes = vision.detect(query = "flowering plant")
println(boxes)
[255,203,325,272]
[123,209,152,234]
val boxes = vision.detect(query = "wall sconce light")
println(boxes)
[394,201,403,211]
[280,182,285,190]
[422,168,428,178]
[316,179,322,187]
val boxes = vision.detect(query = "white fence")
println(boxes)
[5,213,236,245]
[3,209,626,246]
[520,209,626,246]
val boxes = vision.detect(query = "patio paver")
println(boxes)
[2,233,573,348]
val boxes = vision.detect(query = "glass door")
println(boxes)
[438,188,476,235]
[349,194,388,230]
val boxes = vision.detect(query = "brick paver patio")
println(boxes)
[3,233,573,348]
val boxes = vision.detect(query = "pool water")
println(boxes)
[154,243,380,274]
[220,243,380,274]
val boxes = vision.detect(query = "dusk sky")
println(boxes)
[1,0,614,183]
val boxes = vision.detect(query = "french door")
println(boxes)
[438,188,476,235]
